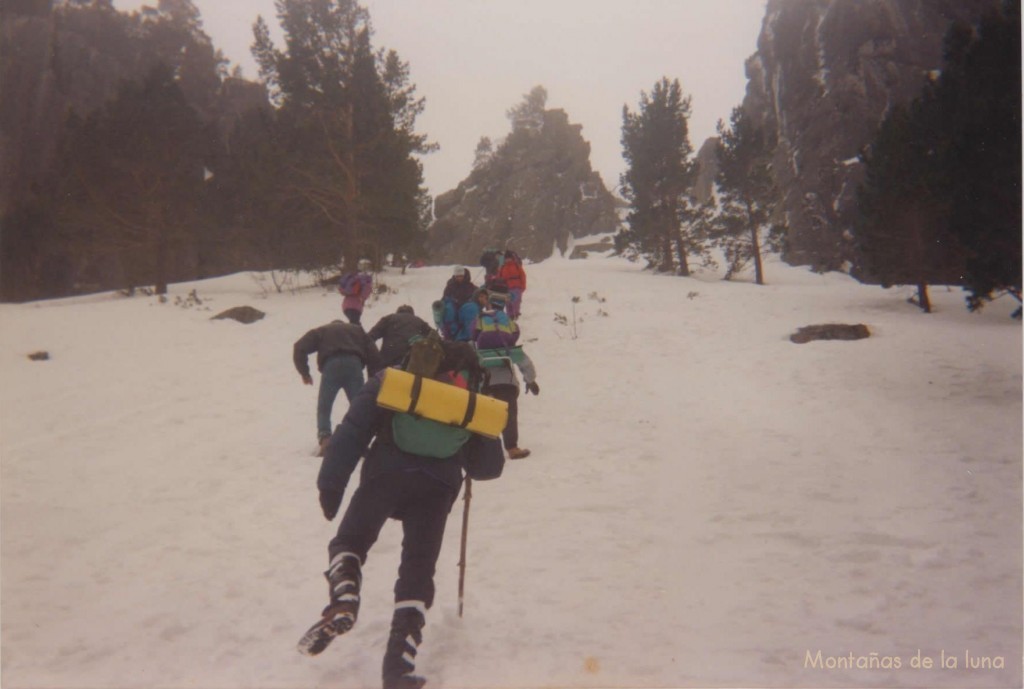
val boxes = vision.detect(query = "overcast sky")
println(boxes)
[112,0,768,199]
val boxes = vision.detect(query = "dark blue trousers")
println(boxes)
[329,471,456,608]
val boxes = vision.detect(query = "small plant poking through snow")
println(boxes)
[174,290,208,310]
[555,292,610,338]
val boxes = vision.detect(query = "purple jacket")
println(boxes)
[339,271,373,312]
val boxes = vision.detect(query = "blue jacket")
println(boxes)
[442,298,480,342]
[317,373,504,501]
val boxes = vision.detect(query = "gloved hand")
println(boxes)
[301,373,313,385]
[525,381,540,395]
[319,489,342,521]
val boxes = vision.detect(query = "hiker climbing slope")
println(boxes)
[339,259,374,325]
[473,282,539,459]
[298,333,506,689]
[293,319,381,455]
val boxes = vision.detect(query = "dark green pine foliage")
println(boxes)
[206,105,294,271]
[856,0,1020,315]
[714,106,783,285]
[53,63,210,295]
[941,0,1021,313]
[251,0,432,271]
[856,96,961,313]
[619,77,700,275]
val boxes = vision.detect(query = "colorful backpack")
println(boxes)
[339,272,362,297]
[381,334,503,459]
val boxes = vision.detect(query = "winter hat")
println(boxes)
[357,258,372,271]
[396,305,414,315]
[452,265,466,277]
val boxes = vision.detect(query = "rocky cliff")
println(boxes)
[426,108,620,265]
[740,0,999,271]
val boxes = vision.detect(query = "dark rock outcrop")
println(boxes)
[212,306,265,324]
[691,136,721,205]
[426,109,620,265]
[741,0,999,271]
[790,323,871,343]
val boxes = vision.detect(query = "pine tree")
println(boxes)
[856,96,962,313]
[473,137,494,170]
[507,85,547,133]
[53,63,209,294]
[714,106,783,285]
[941,0,1021,313]
[251,0,432,271]
[619,77,699,275]
[855,0,1020,315]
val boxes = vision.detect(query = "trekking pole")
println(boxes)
[457,476,473,618]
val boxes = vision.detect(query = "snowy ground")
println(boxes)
[1,250,1021,689]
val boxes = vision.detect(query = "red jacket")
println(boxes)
[498,256,526,291]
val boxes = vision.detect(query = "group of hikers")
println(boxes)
[290,251,537,689]
[437,248,527,339]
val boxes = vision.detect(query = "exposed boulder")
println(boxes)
[569,236,614,260]
[790,323,870,343]
[426,108,621,265]
[212,306,265,324]
[741,0,999,272]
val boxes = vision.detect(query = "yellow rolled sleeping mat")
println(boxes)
[376,367,508,439]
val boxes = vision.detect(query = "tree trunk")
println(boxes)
[340,103,360,270]
[669,200,689,276]
[917,283,931,313]
[748,205,764,285]
[673,229,690,276]
[659,232,674,273]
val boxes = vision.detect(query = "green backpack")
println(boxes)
[389,332,474,459]
[391,413,472,459]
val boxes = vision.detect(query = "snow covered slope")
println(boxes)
[2,254,1020,688]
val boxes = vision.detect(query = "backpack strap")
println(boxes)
[459,390,478,428]
[407,375,425,415]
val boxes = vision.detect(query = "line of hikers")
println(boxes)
[291,260,539,689]
[437,250,527,339]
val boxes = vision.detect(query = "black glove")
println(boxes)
[319,489,342,521]
[525,381,540,395]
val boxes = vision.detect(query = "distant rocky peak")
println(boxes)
[427,107,620,266]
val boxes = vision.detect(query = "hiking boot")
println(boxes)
[507,447,531,459]
[323,552,362,629]
[296,552,362,656]
[382,603,427,689]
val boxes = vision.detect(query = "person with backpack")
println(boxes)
[293,319,382,455]
[438,266,477,341]
[339,258,374,325]
[299,332,505,689]
[479,248,501,283]
[473,282,539,459]
[366,305,434,369]
[496,249,526,320]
